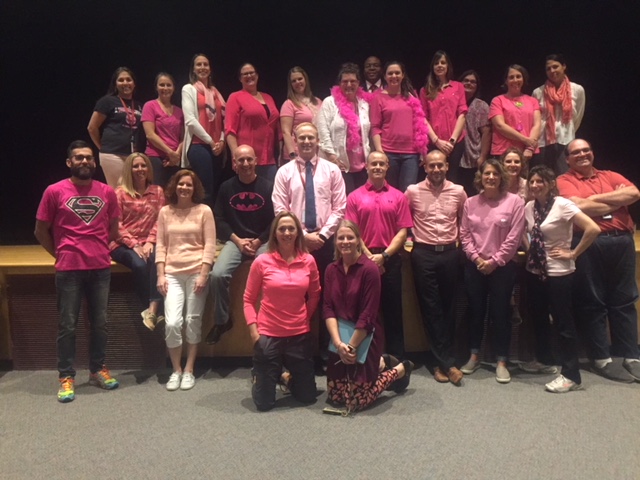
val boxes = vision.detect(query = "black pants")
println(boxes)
[526,271,581,383]
[313,237,335,353]
[411,246,459,369]
[252,332,316,411]
[373,250,404,357]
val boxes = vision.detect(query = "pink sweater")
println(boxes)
[460,192,525,267]
[155,203,216,275]
[243,250,320,337]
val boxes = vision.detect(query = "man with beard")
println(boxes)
[405,150,467,385]
[35,140,120,402]
[205,145,274,344]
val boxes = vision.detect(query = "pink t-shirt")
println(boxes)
[489,94,540,155]
[369,93,420,154]
[460,192,525,267]
[346,181,413,248]
[36,179,119,271]
[280,98,322,128]
[420,81,468,141]
[243,250,321,338]
[141,100,184,157]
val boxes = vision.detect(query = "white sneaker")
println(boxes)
[496,364,511,384]
[460,358,481,375]
[166,372,181,391]
[545,375,582,393]
[519,361,558,374]
[180,372,195,390]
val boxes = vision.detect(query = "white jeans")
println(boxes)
[99,152,126,188]
[164,273,208,348]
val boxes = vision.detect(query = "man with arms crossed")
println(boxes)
[405,150,467,385]
[557,138,640,383]
[35,140,120,402]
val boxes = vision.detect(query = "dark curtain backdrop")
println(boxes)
[1,0,638,243]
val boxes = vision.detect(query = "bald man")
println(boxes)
[205,145,274,344]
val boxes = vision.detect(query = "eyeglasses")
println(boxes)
[568,147,591,156]
[72,154,94,161]
[462,79,477,84]
[241,71,256,77]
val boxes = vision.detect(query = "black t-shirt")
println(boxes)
[214,176,275,243]
[94,95,144,155]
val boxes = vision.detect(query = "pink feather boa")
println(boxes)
[405,94,429,154]
[331,86,373,152]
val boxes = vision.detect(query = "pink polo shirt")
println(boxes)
[345,180,413,248]
[243,250,321,337]
[370,93,421,154]
[420,81,468,141]
[405,179,467,245]
[460,192,525,267]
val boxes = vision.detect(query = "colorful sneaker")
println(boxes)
[57,377,75,403]
[545,375,582,393]
[89,367,119,390]
[166,372,182,391]
[519,361,558,374]
[141,309,157,331]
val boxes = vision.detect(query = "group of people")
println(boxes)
[34,52,638,412]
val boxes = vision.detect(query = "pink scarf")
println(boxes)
[195,81,226,122]
[543,76,573,144]
[331,86,372,152]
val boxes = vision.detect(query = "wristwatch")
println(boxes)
[381,251,390,263]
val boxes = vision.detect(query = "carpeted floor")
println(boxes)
[1,361,639,480]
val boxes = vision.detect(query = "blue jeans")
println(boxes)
[256,164,278,183]
[572,233,639,360]
[55,268,111,378]
[464,260,516,361]
[148,155,180,189]
[187,144,223,208]
[385,153,420,192]
[210,241,267,326]
[110,246,162,308]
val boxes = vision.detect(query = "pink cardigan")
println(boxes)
[225,90,281,166]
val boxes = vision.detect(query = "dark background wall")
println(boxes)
[1,0,638,243]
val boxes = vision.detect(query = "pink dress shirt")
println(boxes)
[110,184,165,250]
[460,192,525,267]
[420,81,468,141]
[345,181,413,248]
[243,250,321,337]
[272,155,347,239]
[405,179,467,245]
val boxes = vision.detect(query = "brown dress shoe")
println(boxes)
[434,367,450,383]
[447,367,464,385]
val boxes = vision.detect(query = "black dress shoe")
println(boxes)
[382,354,400,371]
[592,362,634,383]
[391,360,414,393]
[205,321,233,345]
